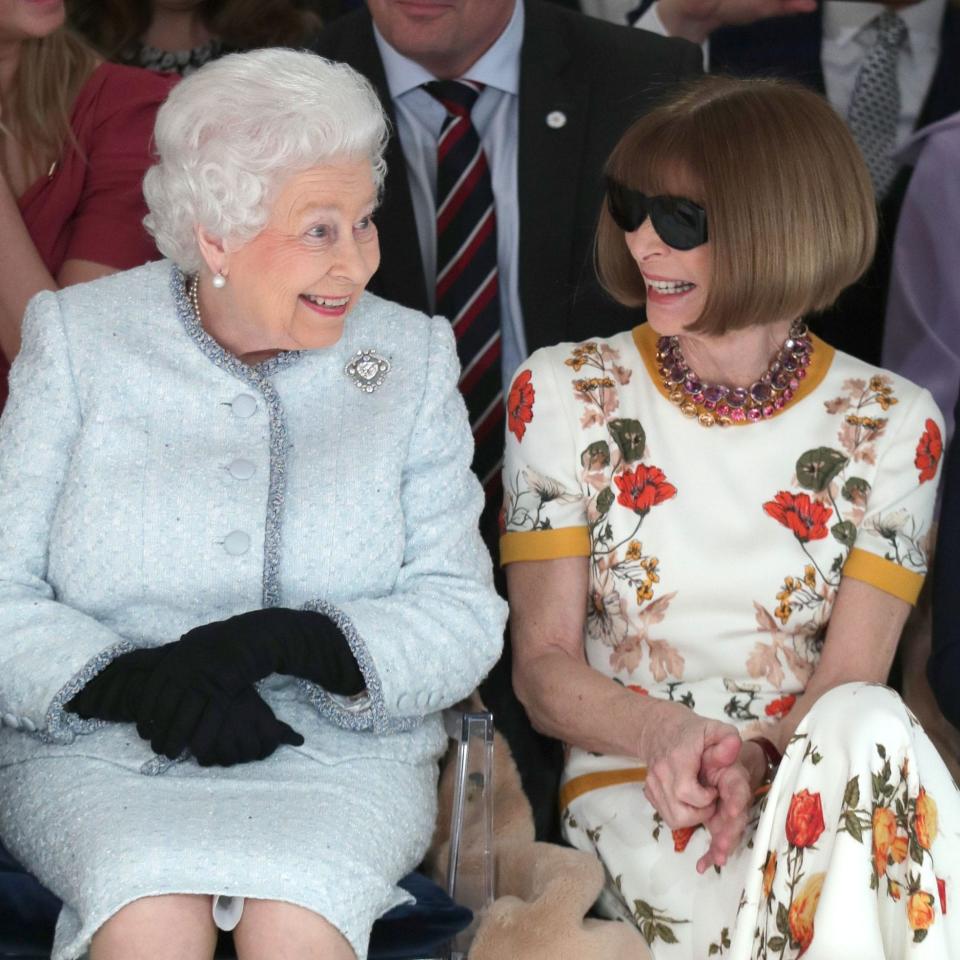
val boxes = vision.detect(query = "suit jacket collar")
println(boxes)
[517,0,591,349]
[920,1,960,128]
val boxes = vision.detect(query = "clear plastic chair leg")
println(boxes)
[442,710,495,959]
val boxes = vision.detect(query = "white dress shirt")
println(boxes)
[636,0,945,148]
[373,0,528,392]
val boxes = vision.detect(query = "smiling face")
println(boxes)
[208,158,380,356]
[0,0,65,45]
[366,0,514,79]
[624,217,712,337]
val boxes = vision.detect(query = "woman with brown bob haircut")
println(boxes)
[500,75,960,957]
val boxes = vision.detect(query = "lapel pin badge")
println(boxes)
[346,348,391,393]
[546,110,567,130]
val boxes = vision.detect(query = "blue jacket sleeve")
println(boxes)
[0,291,134,743]
[301,317,507,734]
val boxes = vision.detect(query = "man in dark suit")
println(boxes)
[312,0,700,840]
[313,0,699,360]
[629,0,960,364]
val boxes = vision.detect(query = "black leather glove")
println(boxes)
[135,608,364,756]
[187,687,304,767]
[67,647,166,723]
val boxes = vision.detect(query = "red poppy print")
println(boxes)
[507,369,535,442]
[939,877,947,916]
[763,491,832,542]
[672,826,698,852]
[915,418,943,484]
[627,684,649,695]
[765,694,797,719]
[614,464,677,515]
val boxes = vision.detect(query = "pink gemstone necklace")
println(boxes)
[655,320,813,427]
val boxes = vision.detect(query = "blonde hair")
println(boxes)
[0,31,97,183]
[596,75,877,336]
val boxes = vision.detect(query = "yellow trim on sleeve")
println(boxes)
[499,527,590,565]
[842,547,925,605]
[559,767,648,811]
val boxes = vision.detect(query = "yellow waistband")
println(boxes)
[559,767,648,810]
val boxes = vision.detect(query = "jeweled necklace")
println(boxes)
[656,319,813,428]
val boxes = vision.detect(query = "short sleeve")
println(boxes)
[842,387,945,604]
[500,347,590,564]
[64,68,177,270]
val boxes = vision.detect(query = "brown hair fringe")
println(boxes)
[595,75,878,337]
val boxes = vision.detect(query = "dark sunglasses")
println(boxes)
[604,176,709,250]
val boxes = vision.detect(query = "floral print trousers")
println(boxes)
[563,684,960,958]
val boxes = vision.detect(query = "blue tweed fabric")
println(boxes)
[0,261,506,959]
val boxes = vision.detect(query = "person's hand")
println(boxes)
[695,739,768,873]
[138,608,363,711]
[67,647,166,723]
[656,0,817,43]
[641,701,742,829]
[187,687,304,767]
[131,608,361,758]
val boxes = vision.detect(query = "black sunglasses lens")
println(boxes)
[650,197,708,250]
[606,181,647,233]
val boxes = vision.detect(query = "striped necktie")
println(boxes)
[847,10,908,199]
[423,79,504,519]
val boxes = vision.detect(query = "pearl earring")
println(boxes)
[212,272,227,289]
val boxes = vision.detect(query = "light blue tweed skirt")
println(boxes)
[0,692,441,960]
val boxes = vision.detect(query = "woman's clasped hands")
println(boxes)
[641,700,768,874]
[66,608,366,766]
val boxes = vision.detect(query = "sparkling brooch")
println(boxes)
[345,349,390,393]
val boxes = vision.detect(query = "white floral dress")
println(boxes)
[501,324,959,958]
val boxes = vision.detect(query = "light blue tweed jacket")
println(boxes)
[0,260,506,773]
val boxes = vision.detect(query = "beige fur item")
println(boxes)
[427,695,652,960]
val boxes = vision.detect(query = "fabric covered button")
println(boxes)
[426,691,442,709]
[414,691,428,709]
[231,394,257,418]
[397,693,412,712]
[3,713,20,729]
[20,717,36,732]
[223,531,251,556]
[228,459,255,480]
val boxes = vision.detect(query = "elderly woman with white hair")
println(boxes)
[0,49,505,960]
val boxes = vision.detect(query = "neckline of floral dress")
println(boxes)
[631,322,835,427]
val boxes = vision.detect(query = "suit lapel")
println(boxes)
[711,9,825,92]
[918,2,960,129]
[517,1,589,347]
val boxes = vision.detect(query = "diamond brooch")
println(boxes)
[345,349,390,393]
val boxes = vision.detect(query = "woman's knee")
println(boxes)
[90,894,217,960]
[234,898,356,960]
[803,682,912,745]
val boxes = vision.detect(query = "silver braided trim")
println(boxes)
[40,639,137,744]
[171,268,415,735]
[299,598,421,735]
[171,266,300,608]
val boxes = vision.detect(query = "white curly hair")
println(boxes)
[143,49,389,273]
